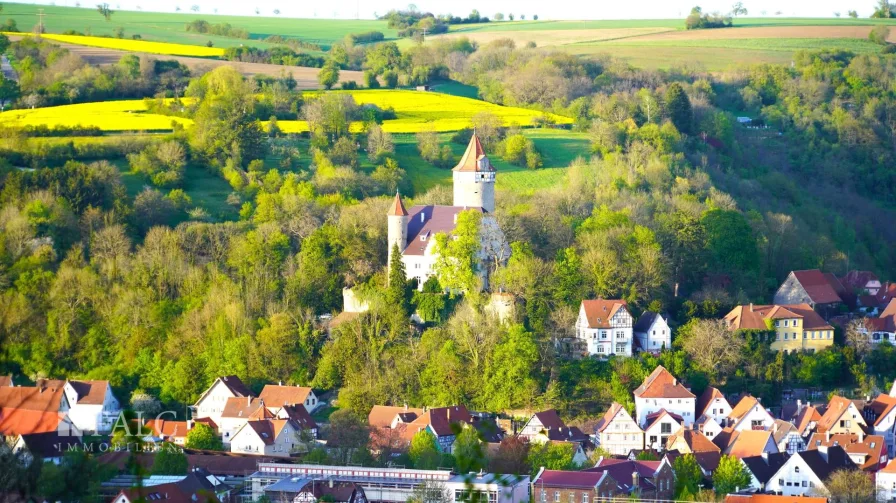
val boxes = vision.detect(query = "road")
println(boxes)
[1,55,16,81]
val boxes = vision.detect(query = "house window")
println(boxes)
[616,343,626,353]
[779,479,784,486]
[661,423,672,434]
[554,492,560,502]
[802,481,808,488]
[776,320,781,327]
[784,320,789,327]
[582,493,588,503]
[803,333,807,339]
[601,331,608,340]
[795,466,800,473]
[784,333,789,340]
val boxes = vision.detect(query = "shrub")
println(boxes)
[363,70,380,89]
[382,70,399,89]
[870,25,891,45]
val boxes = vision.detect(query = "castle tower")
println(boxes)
[452,133,496,213]
[386,191,409,266]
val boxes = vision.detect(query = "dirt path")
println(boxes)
[10,37,362,89]
[622,25,896,42]
[429,27,675,46]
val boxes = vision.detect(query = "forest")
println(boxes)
[1,29,896,431]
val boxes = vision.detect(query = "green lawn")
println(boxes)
[2,3,396,49]
[394,129,591,195]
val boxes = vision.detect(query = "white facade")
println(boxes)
[575,304,634,357]
[230,421,299,457]
[876,465,896,502]
[634,314,671,353]
[597,407,644,456]
[63,382,120,434]
[453,166,495,213]
[644,412,683,450]
[635,396,696,428]
[765,454,825,496]
[699,417,723,439]
[194,379,250,426]
[730,402,776,432]
[700,396,732,427]
[873,407,896,456]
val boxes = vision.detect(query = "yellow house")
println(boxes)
[723,303,834,353]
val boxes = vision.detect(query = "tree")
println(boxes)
[273,9,280,15]
[318,61,340,90]
[482,325,539,410]
[702,209,759,277]
[488,435,530,475]
[713,455,751,496]
[849,10,858,17]
[0,74,20,111]
[872,0,895,18]
[526,442,577,476]
[508,13,514,20]
[471,111,502,148]
[387,243,411,318]
[533,14,538,20]
[190,4,199,11]
[96,2,113,20]
[327,409,370,465]
[823,468,880,503]
[731,1,748,16]
[673,454,703,498]
[678,319,745,380]
[869,25,891,45]
[453,426,485,473]
[152,445,187,475]
[433,209,482,295]
[665,82,693,134]
[366,124,394,161]
[409,429,441,469]
[408,481,452,503]
[185,423,223,450]
[493,12,504,20]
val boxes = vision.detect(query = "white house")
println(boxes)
[634,366,696,428]
[12,431,83,464]
[696,386,732,428]
[697,415,724,439]
[741,452,790,492]
[575,299,633,357]
[37,379,120,434]
[765,446,857,496]
[259,385,319,414]
[772,420,806,454]
[192,375,254,426]
[387,134,509,290]
[633,312,671,353]
[643,409,684,450]
[595,402,644,456]
[728,395,775,431]
[877,459,896,501]
[865,393,896,456]
[220,396,272,445]
[230,419,301,457]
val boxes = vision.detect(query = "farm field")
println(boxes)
[6,32,226,57]
[0,91,572,133]
[2,3,395,49]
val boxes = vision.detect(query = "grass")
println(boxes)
[0,90,572,133]
[395,129,591,195]
[7,31,226,57]
[2,2,395,50]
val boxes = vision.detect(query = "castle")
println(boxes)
[387,133,509,289]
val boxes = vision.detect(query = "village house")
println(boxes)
[862,299,896,344]
[723,303,835,353]
[531,469,623,503]
[841,270,882,296]
[864,393,896,456]
[741,452,790,492]
[806,432,887,471]
[633,366,696,428]
[595,403,644,456]
[367,404,477,454]
[773,270,844,318]
[264,479,367,503]
[666,427,720,455]
[519,410,589,460]
[575,299,633,357]
[230,418,302,457]
[582,458,675,500]
[387,134,509,290]
[36,379,120,434]
[727,395,775,432]
[643,409,684,450]
[771,420,805,454]
[715,428,779,458]
[817,396,868,435]
[794,404,823,439]
[12,431,83,464]
[697,386,733,429]
[111,468,227,503]
[259,384,319,413]
[144,418,191,446]
[192,375,254,427]
[633,312,671,354]
[726,493,827,503]
[219,396,269,444]
[876,458,896,502]
[0,383,74,437]
[764,445,857,496]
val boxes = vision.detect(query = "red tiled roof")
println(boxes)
[729,395,765,423]
[817,396,856,432]
[367,405,424,429]
[0,385,66,412]
[807,433,885,471]
[145,419,189,439]
[532,409,566,430]
[453,134,492,173]
[666,428,719,453]
[724,303,833,331]
[596,403,627,433]
[402,205,483,256]
[221,397,266,419]
[35,380,110,405]
[726,430,775,458]
[792,270,843,304]
[0,409,66,435]
[841,270,880,291]
[580,299,629,329]
[387,192,408,217]
[866,394,896,427]
[409,405,472,437]
[795,405,822,435]
[645,409,684,430]
[877,283,896,306]
[584,459,664,491]
[534,469,607,489]
[238,419,293,445]
[725,495,827,503]
[634,366,695,399]
[0,375,12,387]
[277,404,318,431]
[258,385,313,409]
[882,458,896,474]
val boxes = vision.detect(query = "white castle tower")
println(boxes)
[386,191,409,266]
[452,133,495,213]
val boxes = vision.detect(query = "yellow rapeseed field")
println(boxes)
[4,32,225,58]
[0,90,572,133]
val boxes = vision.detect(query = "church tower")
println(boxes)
[452,133,496,213]
[386,191,409,266]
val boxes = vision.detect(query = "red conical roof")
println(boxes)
[387,191,409,216]
[453,133,492,172]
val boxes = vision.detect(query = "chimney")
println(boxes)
[403,403,408,411]
[818,445,829,461]
[247,396,251,407]
[420,212,425,223]
[858,431,864,442]
[632,471,640,491]
[761,452,768,462]
[279,380,283,386]
[826,430,831,442]
[454,213,458,224]
[749,303,753,312]
[329,479,334,489]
